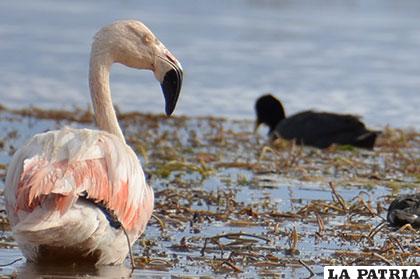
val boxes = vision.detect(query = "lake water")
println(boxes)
[1,110,418,278]
[1,1,420,129]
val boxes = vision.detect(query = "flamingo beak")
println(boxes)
[161,64,183,116]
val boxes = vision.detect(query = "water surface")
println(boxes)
[0,0,420,128]
[0,110,418,278]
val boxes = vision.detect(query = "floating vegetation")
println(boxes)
[0,106,418,277]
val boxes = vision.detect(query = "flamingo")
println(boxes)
[4,20,183,265]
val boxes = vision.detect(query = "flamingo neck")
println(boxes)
[89,53,126,143]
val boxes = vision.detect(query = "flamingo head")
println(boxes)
[93,20,183,116]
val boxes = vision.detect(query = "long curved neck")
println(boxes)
[89,51,125,143]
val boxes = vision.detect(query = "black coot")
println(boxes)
[387,193,420,228]
[255,94,380,149]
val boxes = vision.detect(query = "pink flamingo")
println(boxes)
[4,20,183,265]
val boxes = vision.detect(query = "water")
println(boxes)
[0,109,418,278]
[0,0,420,128]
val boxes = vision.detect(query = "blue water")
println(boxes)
[0,0,420,128]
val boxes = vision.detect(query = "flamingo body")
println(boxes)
[5,128,153,264]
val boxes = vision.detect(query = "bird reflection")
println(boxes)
[15,262,133,279]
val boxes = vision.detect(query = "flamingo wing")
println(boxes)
[5,127,153,234]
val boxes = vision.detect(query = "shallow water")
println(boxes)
[1,0,420,128]
[0,109,418,278]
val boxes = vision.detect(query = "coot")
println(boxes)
[255,94,380,149]
[387,193,420,228]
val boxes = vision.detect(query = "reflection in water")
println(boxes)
[15,262,177,278]
[16,262,133,279]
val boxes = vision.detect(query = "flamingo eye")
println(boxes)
[142,34,153,45]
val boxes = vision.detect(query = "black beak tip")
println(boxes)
[161,68,182,116]
[165,106,172,116]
